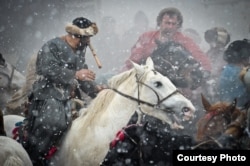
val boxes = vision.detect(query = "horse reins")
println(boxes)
[111,71,180,112]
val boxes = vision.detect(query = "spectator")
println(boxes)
[204,27,231,102]
[183,28,202,46]
[205,27,230,77]
[121,10,150,55]
[94,16,122,73]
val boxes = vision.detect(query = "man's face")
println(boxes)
[160,14,179,36]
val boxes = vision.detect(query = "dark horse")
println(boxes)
[101,113,193,166]
[150,41,204,90]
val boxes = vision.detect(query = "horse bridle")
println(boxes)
[0,62,15,89]
[111,70,181,113]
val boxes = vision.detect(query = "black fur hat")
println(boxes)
[223,39,250,63]
[65,17,98,37]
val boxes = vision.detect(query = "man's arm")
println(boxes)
[123,31,158,71]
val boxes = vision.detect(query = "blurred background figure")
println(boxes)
[205,27,231,76]
[121,10,150,57]
[203,27,231,102]
[94,16,122,74]
[183,28,202,46]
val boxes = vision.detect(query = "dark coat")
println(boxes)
[151,41,204,90]
[33,37,97,100]
[23,37,97,165]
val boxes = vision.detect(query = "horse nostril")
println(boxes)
[182,107,190,113]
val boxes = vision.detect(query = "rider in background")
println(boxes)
[203,27,231,102]
[219,39,250,108]
[121,7,211,73]
[94,16,122,74]
[22,17,100,165]
[121,10,151,57]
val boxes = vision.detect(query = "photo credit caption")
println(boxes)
[173,150,249,166]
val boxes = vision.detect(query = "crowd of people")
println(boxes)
[2,6,250,166]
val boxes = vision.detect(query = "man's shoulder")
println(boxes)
[137,30,159,43]
[141,30,158,36]
[48,37,64,45]
[175,31,192,41]
[42,37,66,50]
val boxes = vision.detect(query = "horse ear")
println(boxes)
[131,60,145,75]
[145,57,154,69]
[201,93,211,112]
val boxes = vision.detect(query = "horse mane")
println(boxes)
[75,68,138,130]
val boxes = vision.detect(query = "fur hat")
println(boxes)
[204,27,230,48]
[223,39,250,63]
[65,17,98,37]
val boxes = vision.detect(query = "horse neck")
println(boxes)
[79,72,141,127]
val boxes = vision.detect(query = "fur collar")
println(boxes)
[65,23,98,36]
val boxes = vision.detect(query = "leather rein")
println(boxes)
[110,71,181,113]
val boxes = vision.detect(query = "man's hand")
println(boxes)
[75,69,96,81]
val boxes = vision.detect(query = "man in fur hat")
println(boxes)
[22,17,99,165]
[203,27,231,102]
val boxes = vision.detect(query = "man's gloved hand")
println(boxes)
[75,69,96,81]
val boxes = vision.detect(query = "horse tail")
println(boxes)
[0,109,7,136]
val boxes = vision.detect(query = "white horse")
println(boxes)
[0,54,25,111]
[54,57,196,166]
[0,109,32,166]
[0,136,33,166]
[3,115,25,138]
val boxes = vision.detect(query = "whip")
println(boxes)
[88,42,102,69]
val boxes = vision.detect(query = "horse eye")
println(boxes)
[182,107,190,113]
[154,81,162,87]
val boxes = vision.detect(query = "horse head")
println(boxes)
[125,57,196,130]
[151,41,204,90]
[195,94,247,144]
